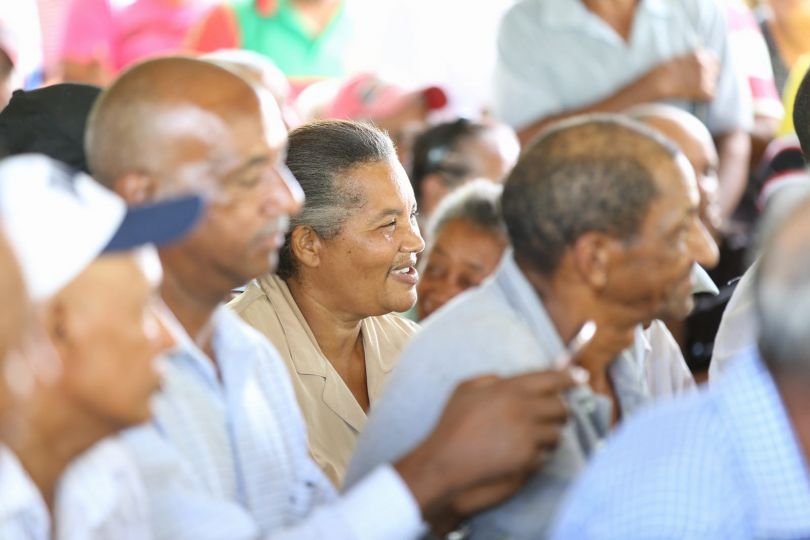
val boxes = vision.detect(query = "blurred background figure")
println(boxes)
[351,0,517,117]
[0,84,101,171]
[416,179,508,321]
[322,73,449,167]
[755,0,810,95]
[495,0,752,223]
[60,0,215,85]
[188,0,349,83]
[203,48,301,129]
[410,118,518,230]
[723,0,783,167]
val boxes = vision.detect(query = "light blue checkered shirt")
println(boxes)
[120,306,424,540]
[552,347,810,539]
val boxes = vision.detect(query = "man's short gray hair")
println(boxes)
[277,120,397,279]
[427,178,506,241]
[502,114,677,275]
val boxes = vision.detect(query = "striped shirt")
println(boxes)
[120,306,424,540]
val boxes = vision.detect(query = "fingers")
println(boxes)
[502,368,578,395]
[458,373,501,390]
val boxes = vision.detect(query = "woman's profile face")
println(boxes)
[313,159,425,318]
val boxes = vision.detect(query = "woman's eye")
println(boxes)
[382,221,396,229]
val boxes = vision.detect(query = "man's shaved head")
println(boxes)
[502,114,678,274]
[629,104,722,252]
[86,57,284,198]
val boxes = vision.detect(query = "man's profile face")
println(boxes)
[161,89,303,287]
[604,155,717,322]
[54,252,174,428]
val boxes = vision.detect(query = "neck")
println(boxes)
[583,0,638,40]
[515,256,587,346]
[7,390,112,512]
[160,266,221,355]
[285,276,363,366]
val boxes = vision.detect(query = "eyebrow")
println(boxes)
[368,203,418,225]
[225,154,271,179]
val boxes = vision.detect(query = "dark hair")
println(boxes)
[793,68,810,161]
[502,115,676,275]
[410,118,489,200]
[277,120,397,279]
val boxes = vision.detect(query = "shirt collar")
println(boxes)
[160,304,245,390]
[0,446,50,536]
[716,349,810,536]
[538,0,672,29]
[494,250,566,360]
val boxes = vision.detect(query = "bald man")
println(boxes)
[630,104,724,242]
[86,57,578,539]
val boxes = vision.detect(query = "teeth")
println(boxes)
[394,267,411,274]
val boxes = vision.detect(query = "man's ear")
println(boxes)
[571,232,616,291]
[40,297,71,359]
[289,226,323,271]
[115,172,157,204]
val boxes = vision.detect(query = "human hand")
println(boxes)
[395,369,580,527]
[646,48,719,102]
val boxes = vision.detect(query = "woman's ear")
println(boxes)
[289,226,323,270]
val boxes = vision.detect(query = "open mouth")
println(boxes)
[390,264,419,285]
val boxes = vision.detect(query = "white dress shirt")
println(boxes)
[0,439,151,540]
[120,306,425,540]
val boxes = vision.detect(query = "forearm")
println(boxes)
[715,129,751,220]
[517,74,664,145]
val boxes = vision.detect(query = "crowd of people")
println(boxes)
[2,0,810,538]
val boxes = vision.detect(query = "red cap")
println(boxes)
[326,73,447,121]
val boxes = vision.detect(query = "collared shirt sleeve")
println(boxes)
[121,426,424,540]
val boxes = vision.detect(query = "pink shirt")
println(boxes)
[61,0,213,73]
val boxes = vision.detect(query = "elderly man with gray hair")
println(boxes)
[552,191,810,539]
[347,113,720,538]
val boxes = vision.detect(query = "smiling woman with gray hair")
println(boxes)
[228,120,424,486]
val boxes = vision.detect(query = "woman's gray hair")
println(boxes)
[427,178,507,241]
[277,120,397,280]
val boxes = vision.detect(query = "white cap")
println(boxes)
[0,154,202,301]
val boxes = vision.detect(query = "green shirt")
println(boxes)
[232,0,349,78]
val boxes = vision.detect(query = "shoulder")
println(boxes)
[226,279,267,316]
[555,390,745,537]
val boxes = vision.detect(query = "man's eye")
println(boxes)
[381,220,396,229]
[238,176,261,188]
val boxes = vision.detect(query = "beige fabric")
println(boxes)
[228,275,419,486]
